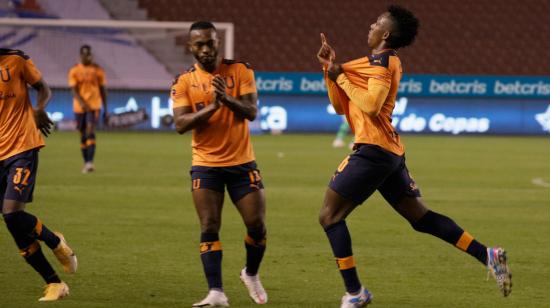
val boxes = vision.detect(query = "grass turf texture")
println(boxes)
[1,132,549,307]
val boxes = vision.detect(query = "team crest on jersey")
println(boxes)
[225,76,235,89]
[0,67,11,82]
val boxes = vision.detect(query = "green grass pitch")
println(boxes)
[1,132,549,307]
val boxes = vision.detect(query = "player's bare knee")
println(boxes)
[200,218,221,233]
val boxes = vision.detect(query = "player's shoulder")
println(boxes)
[222,59,253,70]
[0,48,30,60]
[171,65,197,86]
[368,50,398,68]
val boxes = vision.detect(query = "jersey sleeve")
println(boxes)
[22,58,42,85]
[171,75,191,108]
[367,66,392,89]
[238,64,257,96]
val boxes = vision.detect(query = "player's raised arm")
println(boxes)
[31,78,54,136]
[172,102,221,134]
[336,75,390,117]
[212,74,257,121]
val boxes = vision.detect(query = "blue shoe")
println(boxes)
[340,286,372,308]
[487,247,512,297]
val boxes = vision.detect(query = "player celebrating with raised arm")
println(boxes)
[317,6,511,307]
[68,45,107,174]
[1,49,77,301]
[171,21,268,307]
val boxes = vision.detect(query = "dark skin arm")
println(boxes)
[212,75,258,121]
[317,33,344,81]
[100,85,108,122]
[173,100,221,134]
[71,85,88,112]
[31,78,54,136]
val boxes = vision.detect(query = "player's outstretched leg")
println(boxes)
[390,196,512,296]
[487,247,512,296]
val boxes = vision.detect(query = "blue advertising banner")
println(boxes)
[42,89,550,135]
[255,72,550,98]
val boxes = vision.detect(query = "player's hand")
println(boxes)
[212,75,228,103]
[34,109,54,137]
[317,33,336,67]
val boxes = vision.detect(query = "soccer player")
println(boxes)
[170,21,268,307]
[1,48,77,301]
[316,6,512,307]
[68,45,108,173]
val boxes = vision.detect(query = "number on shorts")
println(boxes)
[337,156,350,173]
[13,168,31,185]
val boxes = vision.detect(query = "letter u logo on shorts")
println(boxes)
[0,67,11,82]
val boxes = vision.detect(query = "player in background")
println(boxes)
[68,45,107,173]
[171,21,268,307]
[332,116,353,149]
[1,49,77,301]
[316,6,511,307]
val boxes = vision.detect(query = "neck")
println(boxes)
[372,42,391,54]
[198,57,221,73]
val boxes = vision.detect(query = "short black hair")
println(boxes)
[189,21,216,32]
[80,44,91,54]
[386,5,419,49]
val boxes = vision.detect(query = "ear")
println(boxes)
[382,31,391,40]
[187,41,193,53]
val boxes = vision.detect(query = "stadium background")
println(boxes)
[1,0,550,307]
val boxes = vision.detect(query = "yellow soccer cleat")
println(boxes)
[38,282,69,301]
[53,232,77,274]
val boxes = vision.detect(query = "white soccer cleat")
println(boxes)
[340,286,373,308]
[487,247,512,297]
[239,268,267,304]
[81,162,95,174]
[332,139,346,148]
[192,289,229,307]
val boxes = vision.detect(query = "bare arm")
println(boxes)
[173,102,221,134]
[31,78,54,136]
[71,85,88,111]
[212,75,257,121]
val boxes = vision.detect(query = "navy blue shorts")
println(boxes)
[0,149,39,208]
[190,161,264,203]
[75,110,100,132]
[329,144,421,205]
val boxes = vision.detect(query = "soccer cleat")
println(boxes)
[82,162,95,174]
[192,289,229,307]
[332,139,346,148]
[487,247,512,297]
[239,268,268,304]
[53,232,77,274]
[38,282,69,301]
[340,286,373,308]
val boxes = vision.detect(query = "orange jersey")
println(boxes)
[326,50,404,155]
[68,63,106,113]
[0,49,44,161]
[171,59,257,167]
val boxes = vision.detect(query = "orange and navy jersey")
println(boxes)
[171,59,257,167]
[326,49,404,155]
[0,49,45,161]
[68,63,106,113]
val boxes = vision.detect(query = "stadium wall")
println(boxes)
[43,73,550,136]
